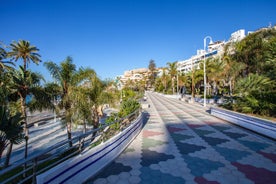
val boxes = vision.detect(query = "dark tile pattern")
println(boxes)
[183,155,224,176]
[258,151,276,163]
[232,162,276,184]
[140,167,186,184]
[194,177,220,184]
[92,162,132,179]
[238,140,270,151]
[222,131,248,139]
[214,146,251,162]
[175,142,206,155]
[200,136,229,146]
[88,93,276,184]
[140,149,174,167]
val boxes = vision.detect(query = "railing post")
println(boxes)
[78,137,84,153]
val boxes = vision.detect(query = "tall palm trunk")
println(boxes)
[67,122,72,147]
[162,78,167,93]
[83,120,87,134]
[65,109,73,147]
[172,78,175,94]
[20,95,28,159]
[0,140,8,160]
[91,107,100,142]
[4,142,13,168]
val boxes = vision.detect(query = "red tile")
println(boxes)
[167,126,186,133]
[143,130,163,137]
[258,151,276,163]
[194,177,219,184]
[232,162,276,184]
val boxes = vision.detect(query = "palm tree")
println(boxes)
[0,46,14,73]
[6,40,42,159]
[0,45,15,96]
[0,106,24,167]
[0,109,9,161]
[148,59,156,89]
[71,73,104,135]
[222,44,246,97]
[9,67,50,160]
[160,68,168,93]
[44,57,96,147]
[167,62,178,94]
[235,74,273,98]
[8,40,41,71]
[206,57,224,96]
[83,72,104,137]
[71,87,92,134]
[234,74,275,114]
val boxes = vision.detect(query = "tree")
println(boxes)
[166,62,178,94]
[0,45,15,97]
[0,106,24,167]
[160,68,168,93]
[7,40,42,159]
[75,73,104,135]
[233,28,276,76]
[206,57,224,96]
[148,59,156,88]
[262,36,276,80]
[1,46,17,98]
[221,54,245,96]
[44,57,96,147]
[0,46,14,73]
[234,74,275,115]
[8,40,41,71]
[9,67,51,159]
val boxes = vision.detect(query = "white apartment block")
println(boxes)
[116,29,247,87]
[177,29,246,73]
[177,41,225,73]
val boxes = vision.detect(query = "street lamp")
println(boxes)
[203,36,213,107]
[176,69,179,94]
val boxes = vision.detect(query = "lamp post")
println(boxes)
[203,36,213,107]
[176,70,179,94]
[191,58,195,103]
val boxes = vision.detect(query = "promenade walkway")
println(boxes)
[86,92,276,184]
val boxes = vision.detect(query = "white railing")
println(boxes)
[210,107,276,140]
[0,109,143,184]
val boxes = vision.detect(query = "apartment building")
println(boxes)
[177,29,246,73]
[116,29,246,88]
[119,68,149,86]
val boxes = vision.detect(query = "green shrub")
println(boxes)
[118,99,140,118]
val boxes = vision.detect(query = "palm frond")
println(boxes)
[44,61,62,82]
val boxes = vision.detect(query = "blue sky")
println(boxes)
[1,0,276,81]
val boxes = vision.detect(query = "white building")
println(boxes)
[177,29,246,73]
[229,29,246,42]
[177,40,225,73]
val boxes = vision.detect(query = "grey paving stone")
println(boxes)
[149,164,161,170]
[86,93,276,184]
[116,179,129,184]
[93,178,108,184]
[119,172,131,179]
[107,175,119,183]
[130,169,141,176]
[128,176,141,184]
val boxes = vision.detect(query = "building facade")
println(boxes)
[177,29,246,73]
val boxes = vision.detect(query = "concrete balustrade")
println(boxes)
[36,112,143,184]
[210,107,276,140]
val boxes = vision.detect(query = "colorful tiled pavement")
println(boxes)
[85,92,276,184]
